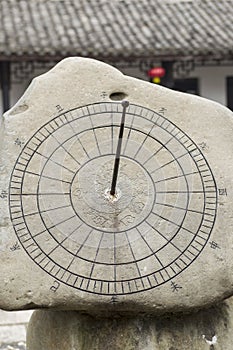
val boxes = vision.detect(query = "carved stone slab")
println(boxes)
[0,57,233,314]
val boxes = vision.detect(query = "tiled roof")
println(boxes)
[0,0,232,60]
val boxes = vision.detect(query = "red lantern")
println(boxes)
[147,67,166,78]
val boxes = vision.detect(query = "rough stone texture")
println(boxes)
[27,296,233,350]
[0,57,233,315]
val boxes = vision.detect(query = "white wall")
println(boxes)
[190,66,233,106]
[0,310,32,346]
[118,64,233,108]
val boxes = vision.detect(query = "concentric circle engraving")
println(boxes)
[9,102,217,295]
[70,155,155,232]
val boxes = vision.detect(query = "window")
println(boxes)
[174,78,199,95]
[226,77,233,111]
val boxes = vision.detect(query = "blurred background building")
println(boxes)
[0,0,233,114]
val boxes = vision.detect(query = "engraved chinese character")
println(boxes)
[101,91,108,99]
[50,280,60,292]
[198,142,209,151]
[209,241,220,249]
[14,138,24,147]
[0,190,7,199]
[56,104,63,112]
[10,241,21,251]
[110,296,118,303]
[171,281,182,292]
[218,188,227,196]
[158,107,167,115]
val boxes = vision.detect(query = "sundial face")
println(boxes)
[1,57,233,313]
[9,101,217,295]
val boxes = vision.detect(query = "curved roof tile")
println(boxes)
[0,0,232,60]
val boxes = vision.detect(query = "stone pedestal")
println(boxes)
[27,297,233,350]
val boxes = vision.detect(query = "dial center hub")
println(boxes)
[70,155,155,232]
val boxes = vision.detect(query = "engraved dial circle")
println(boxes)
[9,102,217,295]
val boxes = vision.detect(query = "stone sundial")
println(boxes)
[0,58,233,315]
